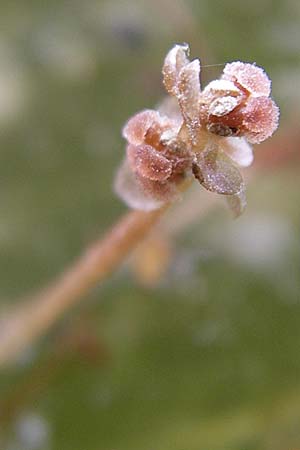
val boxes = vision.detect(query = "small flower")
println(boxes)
[200,61,279,143]
[118,109,192,206]
[115,44,280,216]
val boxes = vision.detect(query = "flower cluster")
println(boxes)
[115,44,279,215]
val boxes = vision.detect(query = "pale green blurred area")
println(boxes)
[0,1,300,449]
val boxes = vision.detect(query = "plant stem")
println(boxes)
[0,124,297,367]
[0,207,166,366]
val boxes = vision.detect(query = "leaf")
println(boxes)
[192,143,244,195]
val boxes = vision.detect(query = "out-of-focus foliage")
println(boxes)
[0,1,299,449]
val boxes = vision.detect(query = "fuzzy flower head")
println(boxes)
[115,44,279,216]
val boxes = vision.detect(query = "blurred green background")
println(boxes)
[0,0,300,449]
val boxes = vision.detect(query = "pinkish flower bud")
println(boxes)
[200,62,279,143]
[120,101,193,209]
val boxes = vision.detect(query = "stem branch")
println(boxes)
[0,208,165,366]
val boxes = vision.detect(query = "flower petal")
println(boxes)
[192,142,244,195]
[242,97,280,143]
[162,43,190,96]
[122,110,160,145]
[201,79,241,100]
[221,137,254,167]
[136,173,179,203]
[226,185,247,217]
[199,79,244,135]
[127,144,172,181]
[157,96,182,124]
[114,158,165,211]
[209,96,240,117]
[222,61,271,97]
[177,59,201,143]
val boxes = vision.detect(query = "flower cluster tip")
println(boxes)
[115,43,279,216]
